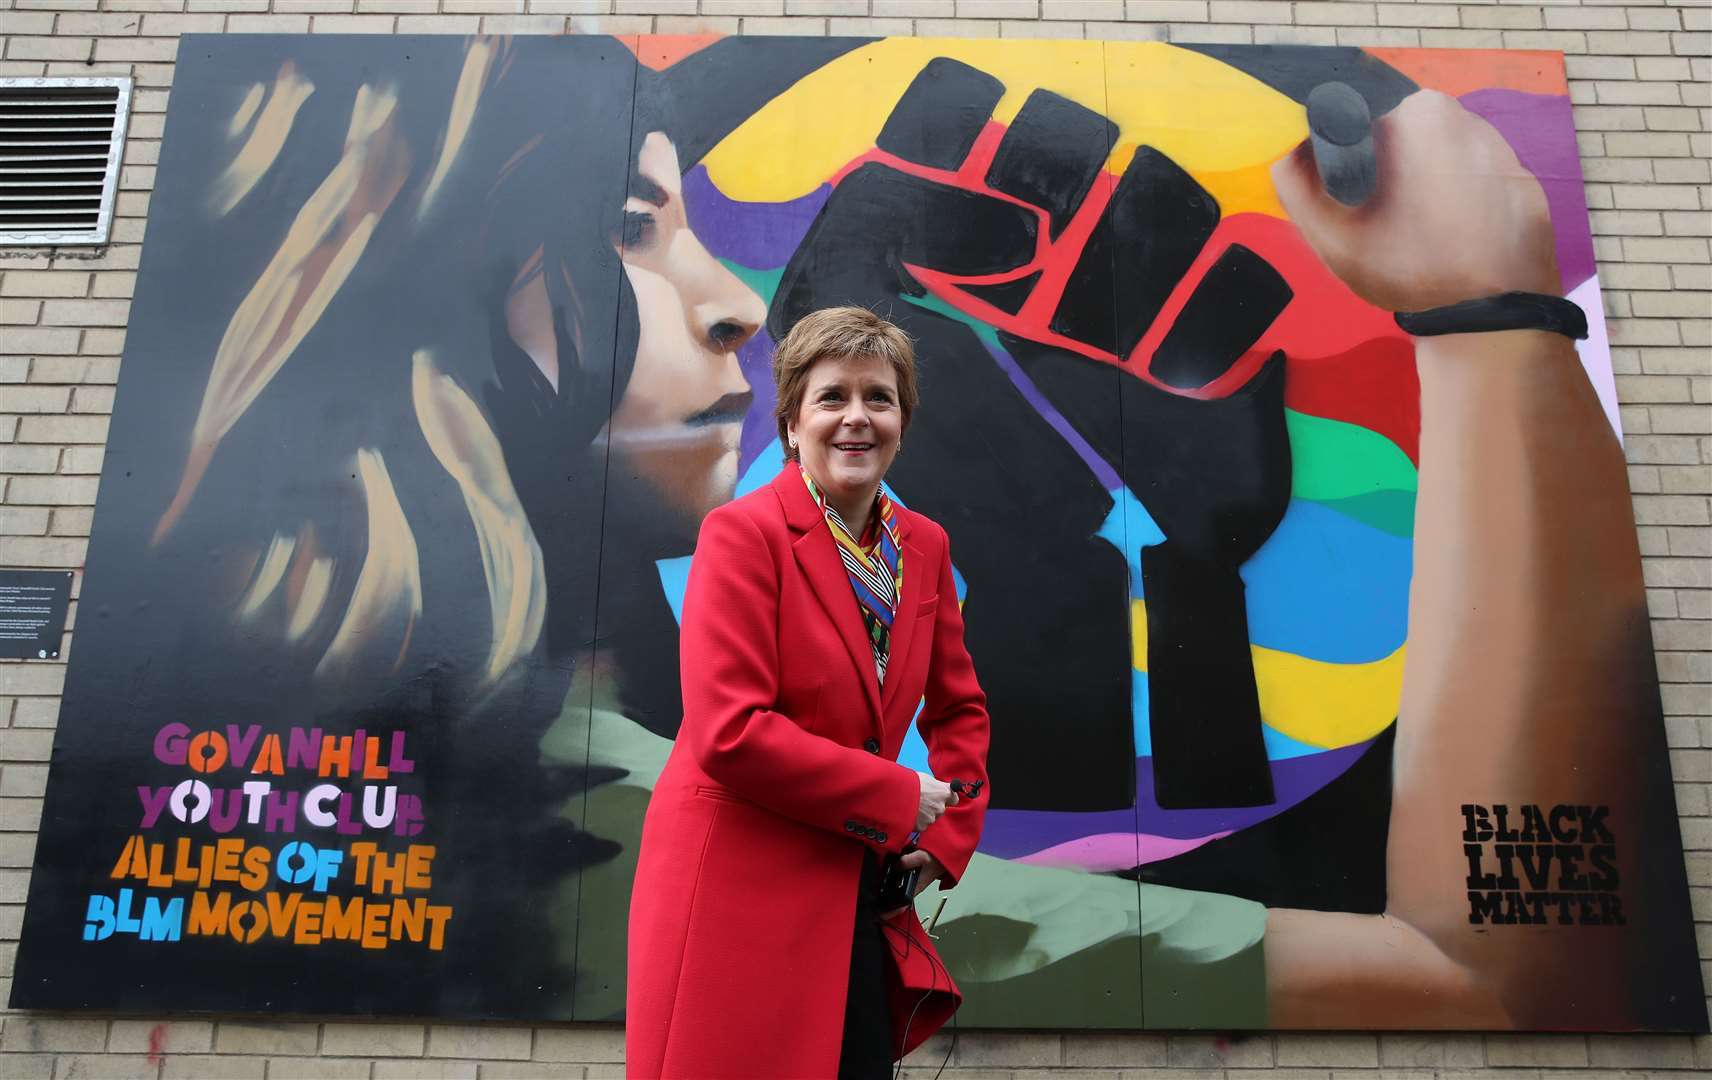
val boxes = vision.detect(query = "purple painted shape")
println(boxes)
[682,165,830,271]
[978,806,1136,861]
[1460,89,1595,291]
[1013,829,1234,872]
[1136,741,1371,837]
[737,327,780,474]
[976,741,1372,861]
[982,337,1124,492]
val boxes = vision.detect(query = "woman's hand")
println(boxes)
[881,849,947,920]
[916,772,959,832]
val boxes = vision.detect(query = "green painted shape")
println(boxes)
[1286,408,1418,503]
[1140,882,1268,1029]
[922,851,1143,1028]
[901,291,1004,354]
[722,261,786,309]
[957,932,1144,1029]
[1316,487,1418,538]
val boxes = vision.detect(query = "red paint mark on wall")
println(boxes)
[147,1022,168,1065]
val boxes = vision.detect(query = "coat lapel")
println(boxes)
[774,470,883,723]
[880,526,927,720]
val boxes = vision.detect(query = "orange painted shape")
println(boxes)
[111,834,147,881]
[1367,47,1568,98]
[632,34,723,72]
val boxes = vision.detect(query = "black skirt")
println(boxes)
[837,850,894,1079]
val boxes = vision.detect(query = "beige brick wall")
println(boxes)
[0,0,1706,1075]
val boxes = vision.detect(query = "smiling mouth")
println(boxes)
[685,391,754,427]
[834,442,874,453]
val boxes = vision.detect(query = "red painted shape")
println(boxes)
[147,1023,168,1066]
[629,34,723,72]
[1286,336,1422,464]
[825,124,1423,455]
[955,119,1009,187]
[1367,47,1568,97]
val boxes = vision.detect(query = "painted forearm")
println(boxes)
[1386,328,1647,969]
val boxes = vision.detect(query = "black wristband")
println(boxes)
[1394,292,1588,340]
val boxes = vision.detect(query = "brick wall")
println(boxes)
[0,0,1706,1076]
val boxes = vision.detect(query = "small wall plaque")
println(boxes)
[0,570,73,660]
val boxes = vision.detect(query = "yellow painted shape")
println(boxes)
[418,38,494,220]
[1186,160,1290,220]
[229,83,266,139]
[1130,599,1403,750]
[211,63,315,217]
[236,533,296,619]
[157,83,406,546]
[701,39,1306,213]
[413,350,547,684]
[316,448,423,682]
[1101,41,1306,183]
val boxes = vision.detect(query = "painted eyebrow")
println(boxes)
[629,173,669,207]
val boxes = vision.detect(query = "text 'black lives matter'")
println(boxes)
[1462,803,1624,927]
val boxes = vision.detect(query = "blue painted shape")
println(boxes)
[898,698,930,773]
[1241,499,1413,663]
[115,887,140,933]
[83,894,113,941]
[1132,668,1152,756]
[1103,486,1166,600]
[141,895,184,942]
[736,438,783,498]
[655,556,693,628]
[1105,484,1409,661]
[1261,722,1331,761]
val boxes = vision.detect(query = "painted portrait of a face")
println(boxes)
[608,131,765,524]
[502,131,764,533]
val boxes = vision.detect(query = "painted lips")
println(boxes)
[685,390,754,427]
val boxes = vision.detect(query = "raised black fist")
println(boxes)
[771,57,1296,811]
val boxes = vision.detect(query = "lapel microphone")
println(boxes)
[948,779,982,798]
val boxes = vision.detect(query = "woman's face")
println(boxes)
[608,132,765,523]
[788,352,904,512]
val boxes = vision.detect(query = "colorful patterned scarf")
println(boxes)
[800,465,904,684]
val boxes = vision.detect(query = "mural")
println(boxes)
[12,34,1705,1032]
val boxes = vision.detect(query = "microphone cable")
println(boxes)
[886,780,979,1079]
[882,912,956,1080]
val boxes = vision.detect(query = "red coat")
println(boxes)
[626,467,991,1079]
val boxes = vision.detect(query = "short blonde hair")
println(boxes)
[772,307,918,462]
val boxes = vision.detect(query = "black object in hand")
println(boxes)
[879,855,920,911]
[1307,81,1376,207]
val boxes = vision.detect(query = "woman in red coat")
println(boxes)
[627,307,991,1078]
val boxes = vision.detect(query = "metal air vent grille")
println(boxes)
[0,77,133,246]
